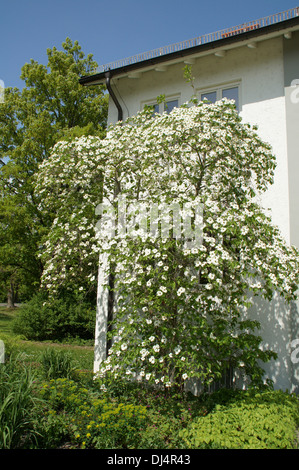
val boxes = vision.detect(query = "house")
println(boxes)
[79,7,299,393]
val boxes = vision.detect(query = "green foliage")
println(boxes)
[39,348,78,380]
[0,37,107,303]
[93,378,207,449]
[180,389,299,449]
[1,354,297,449]
[12,292,95,341]
[38,378,148,449]
[0,355,41,448]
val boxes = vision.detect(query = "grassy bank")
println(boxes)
[0,306,94,371]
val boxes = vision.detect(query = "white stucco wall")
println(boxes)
[98,35,297,391]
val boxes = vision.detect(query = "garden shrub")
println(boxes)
[0,333,23,360]
[80,400,147,449]
[12,292,95,341]
[38,378,148,448]
[93,378,207,448]
[180,389,299,449]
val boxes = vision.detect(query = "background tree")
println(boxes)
[0,38,108,306]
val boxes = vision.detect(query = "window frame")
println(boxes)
[198,82,241,112]
[141,94,180,114]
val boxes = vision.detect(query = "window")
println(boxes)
[143,96,179,115]
[201,91,217,103]
[200,84,240,112]
[164,99,178,113]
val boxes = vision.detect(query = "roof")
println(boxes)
[79,7,299,86]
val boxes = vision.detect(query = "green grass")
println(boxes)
[0,306,94,372]
[0,307,16,335]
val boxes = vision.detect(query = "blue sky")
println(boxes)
[0,0,297,90]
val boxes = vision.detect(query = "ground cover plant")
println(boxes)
[0,346,298,449]
[180,388,299,449]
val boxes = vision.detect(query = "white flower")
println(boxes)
[182,373,188,380]
[149,336,155,342]
[121,343,127,351]
[153,344,160,352]
[177,287,186,296]
[149,356,155,364]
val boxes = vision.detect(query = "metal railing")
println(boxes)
[98,7,299,73]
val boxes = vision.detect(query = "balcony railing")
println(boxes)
[98,7,299,73]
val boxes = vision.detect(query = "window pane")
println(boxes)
[201,91,217,103]
[222,87,239,111]
[165,99,178,113]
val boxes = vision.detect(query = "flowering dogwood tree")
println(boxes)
[36,99,299,391]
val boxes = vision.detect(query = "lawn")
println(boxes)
[0,306,94,371]
[0,306,15,335]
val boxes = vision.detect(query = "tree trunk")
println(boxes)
[7,279,15,308]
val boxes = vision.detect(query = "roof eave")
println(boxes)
[79,16,299,86]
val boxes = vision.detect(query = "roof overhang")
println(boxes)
[79,15,299,86]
